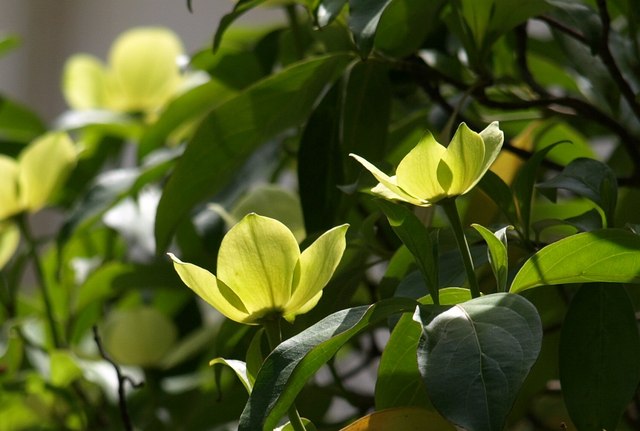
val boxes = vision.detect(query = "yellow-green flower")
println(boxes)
[169,213,348,324]
[350,122,504,206]
[62,27,185,114]
[0,132,77,220]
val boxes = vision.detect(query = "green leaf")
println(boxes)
[512,141,568,239]
[316,0,347,27]
[209,358,253,394]
[376,288,470,410]
[139,79,237,156]
[238,297,418,431]
[0,97,46,143]
[560,283,640,430]
[298,83,345,233]
[348,0,394,58]
[478,170,519,229]
[0,34,20,59]
[537,157,617,227]
[471,224,511,292]
[416,293,542,431]
[342,61,391,181]
[50,350,83,387]
[376,200,438,302]
[212,0,269,52]
[155,53,353,251]
[511,229,640,292]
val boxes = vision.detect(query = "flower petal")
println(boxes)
[18,133,77,213]
[62,54,108,110]
[349,154,423,205]
[285,224,348,317]
[440,123,485,195]
[0,221,19,270]
[108,27,183,112]
[217,214,299,314]
[0,156,21,219]
[476,121,505,181]
[396,131,447,202]
[168,253,252,324]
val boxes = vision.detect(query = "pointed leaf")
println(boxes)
[537,157,617,226]
[213,0,269,51]
[238,297,418,431]
[155,54,353,251]
[471,224,511,292]
[416,293,542,431]
[510,229,640,292]
[209,358,253,394]
[376,200,438,302]
[316,0,347,27]
[349,0,393,57]
[560,283,640,430]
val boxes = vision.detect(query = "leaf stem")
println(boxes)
[262,318,308,431]
[440,198,480,298]
[17,214,62,347]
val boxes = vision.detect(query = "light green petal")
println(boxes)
[396,131,447,202]
[285,224,348,317]
[0,156,21,219]
[62,54,108,110]
[440,123,485,195]
[108,27,183,112]
[217,214,299,315]
[283,290,322,323]
[168,253,252,324]
[349,154,423,205]
[475,121,505,184]
[18,132,77,212]
[0,222,19,269]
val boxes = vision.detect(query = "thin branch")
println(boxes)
[92,325,143,431]
[515,24,549,97]
[537,15,588,45]
[595,0,640,122]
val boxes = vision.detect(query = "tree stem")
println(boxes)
[440,199,481,298]
[262,318,307,431]
[18,214,62,347]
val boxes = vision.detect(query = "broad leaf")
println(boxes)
[511,229,640,292]
[348,0,393,57]
[416,293,542,431]
[376,200,438,302]
[155,54,353,251]
[316,0,347,27]
[212,0,268,51]
[238,297,418,430]
[471,224,511,292]
[537,157,617,227]
[560,283,640,430]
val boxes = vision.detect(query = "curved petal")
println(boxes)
[283,290,322,323]
[474,121,505,188]
[396,131,447,202]
[62,54,108,110]
[285,224,348,317]
[168,253,252,324]
[440,123,485,195]
[0,156,21,219]
[217,214,299,314]
[18,132,77,213]
[0,222,19,270]
[349,154,423,205]
[108,27,183,112]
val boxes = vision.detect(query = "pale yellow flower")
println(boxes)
[169,213,348,324]
[350,122,504,206]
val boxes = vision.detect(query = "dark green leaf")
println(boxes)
[212,0,269,52]
[298,83,345,233]
[342,61,391,181]
[416,293,542,431]
[348,0,394,57]
[0,34,20,59]
[0,97,46,144]
[238,297,418,431]
[560,283,640,430]
[512,141,569,240]
[316,0,347,27]
[537,157,617,227]
[376,200,438,302]
[155,54,353,251]
[511,229,640,292]
[478,170,518,230]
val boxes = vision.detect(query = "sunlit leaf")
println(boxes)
[471,224,511,292]
[511,229,640,292]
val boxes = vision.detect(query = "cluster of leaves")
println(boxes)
[2,0,640,430]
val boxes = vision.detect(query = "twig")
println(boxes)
[595,0,640,123]
[92,325,143,431]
